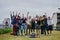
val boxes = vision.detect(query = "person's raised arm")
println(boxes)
[10,11,13,19]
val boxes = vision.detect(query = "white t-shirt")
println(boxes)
[47,18,53,25]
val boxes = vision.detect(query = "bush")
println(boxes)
[0,28,12,34]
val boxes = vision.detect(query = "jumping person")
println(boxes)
[18,16,22,35]
[31,18,35,33]
[35,17,40,37]
[16,23,19,36]
[10,13,16,35]
[20,14,27,35]
[15,15,20,36]
[43,15,48,35]
[26,16,31,35]
[47,17,53,35]
[39,16,44,34]
[23,17,27,35]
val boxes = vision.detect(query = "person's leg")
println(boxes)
[36,29,38,36]
[15,27,17,35]
[31,29,32,33]
[21,30,23,35]
[25,25,27,35]
[38,30,39,36]
[31,27,33,33]
[19,25,21,35]
[47,26,49,35]
[38,26,40,37]
[14,24,16,35]
[30,26,32,33]
[17,27,19,36]
[50,30,52,35]
[24,24,26,35]
[21,25,23,36]
[26,25,28,35]
[23,26,26,35]
[29,28,30,35]
[33,29,35,33]
[42,27,44,34]
[36,25,38,35]
[26,28,28,35]
[32,29,34,32]
[29,25,31,35]
[23,26,25,34]
[44,30,46,35]
[41,26,43,34]
[43,26,46,35]
[36,29,39,37]
[47,30,49,35]
[16,28,18,36]
[39,29,40,35]
[13,24,14,35]
[23,29,26,35]
[36,29,40,37]
[32,29,34,33]
[50,25,53,35]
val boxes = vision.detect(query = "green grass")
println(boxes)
[0,28,12,34]
[0,30,60,40]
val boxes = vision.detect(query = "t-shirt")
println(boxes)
[40,20,43,26]
[37,20,40,25]
[43,18,47,25]
[11,17,16,24]
[47,19,53,25]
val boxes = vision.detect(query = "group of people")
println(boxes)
[10,13,53,36]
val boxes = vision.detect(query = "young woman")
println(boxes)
[26,16,31,35]
[20,17,27,35]
[31,18,35,33]
[35,17,40,36]
[39,16,44,34]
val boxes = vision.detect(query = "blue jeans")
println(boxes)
[21,23,26,34]
[16,27,19,36]
[43,25,47,35]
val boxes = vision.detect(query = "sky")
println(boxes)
[0,0,60,24]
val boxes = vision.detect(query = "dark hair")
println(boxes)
[43,15,46,17]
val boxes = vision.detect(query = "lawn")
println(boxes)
[0,28,12,34]
[0,30,60,40]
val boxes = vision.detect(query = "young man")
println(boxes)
[43,15,48,35]
[11,14,16,35]
[47,17,53,35]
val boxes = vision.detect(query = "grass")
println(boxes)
[0,28,12,34]
[0,30,60,40]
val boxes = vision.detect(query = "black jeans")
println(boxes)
[41,26,44,34]
[16,27,19,36]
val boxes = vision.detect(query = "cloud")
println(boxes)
[0,0,60,23]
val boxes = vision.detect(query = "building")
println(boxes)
[52,12,60,30]
[2,18,10,28]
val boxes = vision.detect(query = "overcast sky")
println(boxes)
[0,0,60,24]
